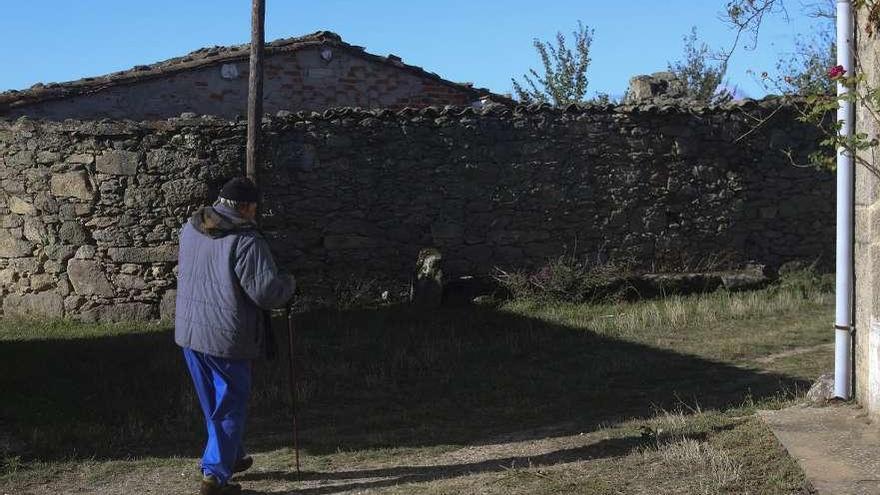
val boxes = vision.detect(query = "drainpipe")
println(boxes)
[834,0,855,400]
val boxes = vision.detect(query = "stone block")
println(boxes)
[82,302,156,323]
[30,274,56,292]
[74,204,93,216]
[107,245,178,263]
[146,149,185,171]
[325,219,379,236]
[67,259,114,297]
[120,263,140,274]
[74,245,97,259]
[3,292,63,318]
[806,372,835,404]
[495,246,524,262]
[59,221,90,245]
[64,295,85,312]
[323,235,381,250]
[50,171,93,201]
[36,151,60,164]
[56,273,71,296]
[460,244,493,262]
[22,218,50,244]
[9,257,39,275]
[161,178,209,206]
[0,230,33,258]
[7,151,34,168]
[113,273,147,291]
[42,260,63,274]
[857,205,873,244]
[857,165,880,206]
[96,150,139,175]
[759,206,778,219]
[92,228,132,246]
[870,243,880,316]
[1,179,24,194]
[431,222,463,242]
[41,245,78,265]
[0,268,17,285]
[66,153,94,165]
[869,201,880,244]
[8,196,36,215]
[34,191,58,214]
[123,187,160,207]
[0,217,22,229]
[160,289,177,321]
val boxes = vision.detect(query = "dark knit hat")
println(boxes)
[219,177,259,203]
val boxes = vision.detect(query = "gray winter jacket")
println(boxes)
[174,203,295,359]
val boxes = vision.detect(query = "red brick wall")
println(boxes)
[6,47,481,120]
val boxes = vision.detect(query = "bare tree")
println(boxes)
[512,21,594,106]
[721,0,789,60]
[724,0,834,95]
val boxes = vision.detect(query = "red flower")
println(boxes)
[828,65,847,79]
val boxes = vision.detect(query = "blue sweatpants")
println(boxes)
[183,347,252,485]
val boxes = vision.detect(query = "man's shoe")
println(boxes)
[197,455,253,475]
[199,475,242,495]
[233,455,253,473]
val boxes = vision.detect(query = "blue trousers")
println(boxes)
[183,347,252,485]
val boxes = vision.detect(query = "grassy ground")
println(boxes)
[0,275,831,494]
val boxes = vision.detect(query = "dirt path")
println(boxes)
[7,426,624,495]
[754,343,834,365]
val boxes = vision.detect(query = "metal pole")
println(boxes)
[834,0,854,400]
[286,306,301,478]
[246,0,265,183]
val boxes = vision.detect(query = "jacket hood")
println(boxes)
[190,204,258,239]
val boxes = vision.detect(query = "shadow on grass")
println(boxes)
[237,428,740,494]
[241,435,651,494]
[0,303,805,464]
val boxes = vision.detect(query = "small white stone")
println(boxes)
[8,196,37,216]
[74,245,96,259]
[120,263,139,275]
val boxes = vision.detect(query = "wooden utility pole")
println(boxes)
[246,0,266,184]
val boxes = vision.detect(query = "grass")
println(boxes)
[0,275,831,494]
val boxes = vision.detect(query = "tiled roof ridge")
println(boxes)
[0,30,511,112]
[0,94,802,130]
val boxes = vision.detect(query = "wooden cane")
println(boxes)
[286,305,301,479]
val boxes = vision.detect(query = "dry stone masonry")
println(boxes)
[0,97,831,321]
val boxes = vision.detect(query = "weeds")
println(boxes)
[0,456,21,477]
[494,255,634,304]
[657,438,743,493]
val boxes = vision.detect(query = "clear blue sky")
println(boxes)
[0,0,825,99]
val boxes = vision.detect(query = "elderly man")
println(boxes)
[175,177,295,495]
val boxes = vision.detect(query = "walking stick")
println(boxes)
[285,304,301,479]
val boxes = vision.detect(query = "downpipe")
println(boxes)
[835,0,855,400]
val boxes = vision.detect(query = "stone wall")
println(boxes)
[0,98,830,321]
[854,5,880,420]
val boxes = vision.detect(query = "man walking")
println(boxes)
[175,177,295,495]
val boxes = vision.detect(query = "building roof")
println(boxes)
[0,31,512,114]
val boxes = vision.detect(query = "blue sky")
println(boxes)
[0,0,826,99]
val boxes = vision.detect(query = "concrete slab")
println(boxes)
[760,405,880,495]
